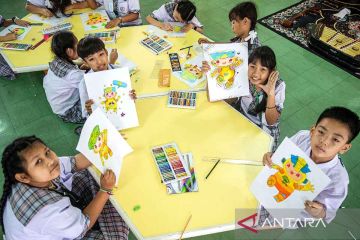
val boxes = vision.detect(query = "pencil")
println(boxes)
[180,45,193,50]
[8,29,15,34]
[205,159,220,179]
[179,214,192,240]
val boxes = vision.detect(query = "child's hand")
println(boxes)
[85,99,94,114]
[258,71,279,96]
[100,169,116,190]
[109,49,118,64]
[201,61,211,73]
[41,8,54,17]
[3,33,17,41]
[304,201,326,219]
[106,18,121,29]
[80,63,90,70]
[160,23,173,31]
[129,89,136,100]
[13,19,30,27]
[181,23,194,33]
[198,38,210,44]
[262,152,273,167]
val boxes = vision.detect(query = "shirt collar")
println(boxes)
[244,30,257,44]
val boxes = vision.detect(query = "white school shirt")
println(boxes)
[290,130,349,223]
[3,157,90,240]
[99,0,142,26]
[27,0,102,8]
[43,67,84,115]
[151,2,203,28]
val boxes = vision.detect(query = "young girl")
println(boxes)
[0,136,129,239]
[25,0,99,17]
[43,31,85,124]
[146,0,203,33]
[103,0,142,28]
[199,2,260,54]
[0,15,30,80]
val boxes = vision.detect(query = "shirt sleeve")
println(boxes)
[150,4,168,21]
[27,198,90,239]
[78,78,89,118]
[68,69,85,89]
[128,0,140,13]
[189,16,203,28]
[27,0,47,7]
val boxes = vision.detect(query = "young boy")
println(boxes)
[77,37,136,118]
[263,106,360,223]
[146,0,203,33]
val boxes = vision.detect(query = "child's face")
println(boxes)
[248,60,271,86]
[173,6,185,23]
[231,17,249,38]
[310,118,352,163]
[16,141,60,187]
[68,41,79,60]
[83,49,109,72]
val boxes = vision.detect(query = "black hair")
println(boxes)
[48,0,72,18]
[248,46,277,113]
[77,37,106,60]
[229,2,257,31]
[0,136,44,230]
[51,31,77,64]
[176,0,196,22]
[316,107,360,143]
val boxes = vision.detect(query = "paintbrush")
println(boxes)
[205,159,220,179]
[180,45,193,50]
[179,214,192,240]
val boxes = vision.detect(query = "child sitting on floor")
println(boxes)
[146,0,203,33]
[263,106,360,223]
[0,135,129,239]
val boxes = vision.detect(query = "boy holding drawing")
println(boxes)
[263,106,360,222]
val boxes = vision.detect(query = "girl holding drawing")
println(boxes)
[0,135,129,239]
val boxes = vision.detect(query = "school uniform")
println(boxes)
[150,1,203,29]
[3,156,129,239]
[99,0,142,26]
[0,15,16,80]
[231,30,261,55]
[234,79,286,151]
[27,0,101,8]
[43,57,86,124]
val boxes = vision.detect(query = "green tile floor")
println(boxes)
[0,0,359,239]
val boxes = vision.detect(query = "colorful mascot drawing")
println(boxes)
[181,63,203,84]
[86,12,107,29]
[88,125,113,165]
[12,27,26,36]
[267,155,314,202]
[100,80,127,113]
[209,51,243,89]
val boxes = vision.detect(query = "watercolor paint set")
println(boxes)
[140,34,172,55]
[151,143,191,184]
[0,42,32,51]
[167,90,197,109]
[86,31,117,44]
[42,22,72,35]
[168,53,181,72]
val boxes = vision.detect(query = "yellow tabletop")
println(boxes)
[90,92,272,239]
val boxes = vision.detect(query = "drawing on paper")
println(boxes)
[99,80,127,113]
[181,63,203,84]
[209,51,243,89]
[267,155,314,202]
[88,125,113,165]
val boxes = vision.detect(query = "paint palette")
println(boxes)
[42,22,72,35]
[168,53,181,72]
[86,31,117,44]
[140,34,172,55]
[151,143,191,184]
[0,42,32,51]
[168,90,197,109]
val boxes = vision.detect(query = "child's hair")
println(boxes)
[316,106,360,143]
[51,31,77,64]
[77,37,106,60]
[176,0,196,22]
[0,136,44,229]
[228,2,257,31]
[48,0,72,17]
[248,46,277,114]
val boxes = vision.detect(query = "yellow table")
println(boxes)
[89,92,273,239]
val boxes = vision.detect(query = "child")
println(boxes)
[77,36,136,118]
[43,31,86,124]
[0,15,30,80]
[25,0,99,17]
[0,135,129,239]
[203,46,285,151]
[102,0,142,28]
[263,106,360,223]
[146,0,203,33]
[199,2,260,55]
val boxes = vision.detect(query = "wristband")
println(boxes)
[100,187,113,195]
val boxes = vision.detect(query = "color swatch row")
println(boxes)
[140,34,172,55]
[167,90,197,109]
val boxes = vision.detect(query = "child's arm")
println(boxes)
[146,15,172,31]
[181,23,203,33]
[258,71,280,125]
[304,200,326,219]
[109,49,118,64]
[65,1,89,11]
[0,33,17,42]
[1,18,30,27]
[25,2,54,17]
[86,0,98,9]
[105,13,140,28]
[74,153,92,170]
[83,169,115,229]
